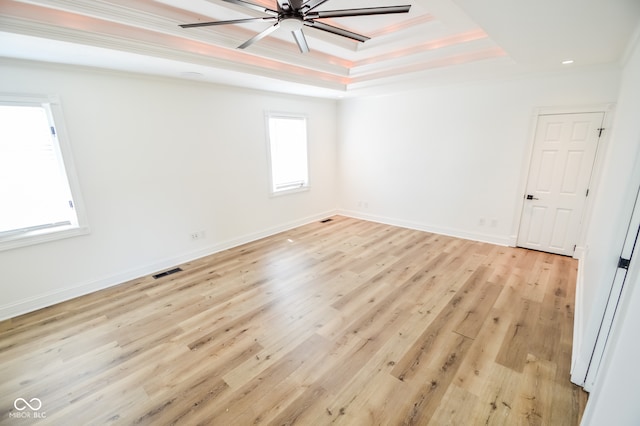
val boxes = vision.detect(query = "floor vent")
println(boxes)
[320,218,333,223]
[153,267,183,279]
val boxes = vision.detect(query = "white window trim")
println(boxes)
[0,93,90,251]
[265,111,310,196]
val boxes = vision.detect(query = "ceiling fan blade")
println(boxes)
[222,0,278,16]
[238,22,280,49]
[306,5,411,19]
[304,20,369,43]
[179,17,276,28]
[302,0,330,13]
[292,29,310,53]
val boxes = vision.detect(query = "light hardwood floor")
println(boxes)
[0,216,587,425]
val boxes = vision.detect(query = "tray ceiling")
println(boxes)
[0,0,638,97]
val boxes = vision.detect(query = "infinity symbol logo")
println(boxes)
[14,398,42,411]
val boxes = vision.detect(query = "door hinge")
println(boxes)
[50,126,56,136]
[586,188,590,197]
[573,245,577,252]
[597,127,604,137]
[618,257,631,270]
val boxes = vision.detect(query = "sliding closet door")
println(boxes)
[582,185,640,391]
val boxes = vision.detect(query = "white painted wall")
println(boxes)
[571,28,640,388]
[580,29,640,425]
[337,67,620,246]
[0,60,338,320]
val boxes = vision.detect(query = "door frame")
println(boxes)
[510,103,615,259]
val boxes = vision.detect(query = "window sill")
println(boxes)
[0,225,90,252]
[270,185,310,197]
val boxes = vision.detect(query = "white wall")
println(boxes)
[337,67,620,245]
[0,60,338,320]
[572,28,640,387]
[580,29,640,425]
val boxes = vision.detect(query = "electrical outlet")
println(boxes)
[190,230,206,241]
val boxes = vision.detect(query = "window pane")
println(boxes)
[268,115,308,193]
[0,104,76,234]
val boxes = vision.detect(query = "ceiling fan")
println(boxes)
[179,0,411,53]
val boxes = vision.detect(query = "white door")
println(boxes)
[518,112,604,256]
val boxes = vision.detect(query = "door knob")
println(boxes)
[526,194,539,200]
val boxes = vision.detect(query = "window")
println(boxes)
[266,112,309,194]
[0,94,88,250]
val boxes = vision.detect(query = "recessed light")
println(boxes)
[562,60,574,65]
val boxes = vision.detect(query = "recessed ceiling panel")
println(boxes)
[0,0,637,97]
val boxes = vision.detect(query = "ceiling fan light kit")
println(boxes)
[180,0,411,53]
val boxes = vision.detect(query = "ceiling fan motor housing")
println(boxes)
[280,16,305,32]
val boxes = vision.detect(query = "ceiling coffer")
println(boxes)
[180,0,411,53]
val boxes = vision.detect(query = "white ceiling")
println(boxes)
[0,0,639,98]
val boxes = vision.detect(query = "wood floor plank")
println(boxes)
[195,333,331,425]
[391,265,491,383]
[510,353,557,425]
[429,384,479,426]
[452,281,502,339]
[495,297,542,373]
[467,363,522,425]
[397,335,474,425]
[453,307,512,396]
[0,216,586,425]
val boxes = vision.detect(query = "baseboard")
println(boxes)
[338,210,512,247]
[574,245,586,260]
[571,257,587,387]
[0,210,338,321]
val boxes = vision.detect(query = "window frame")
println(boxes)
[264,111,310,196]
[0,93,89,251]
